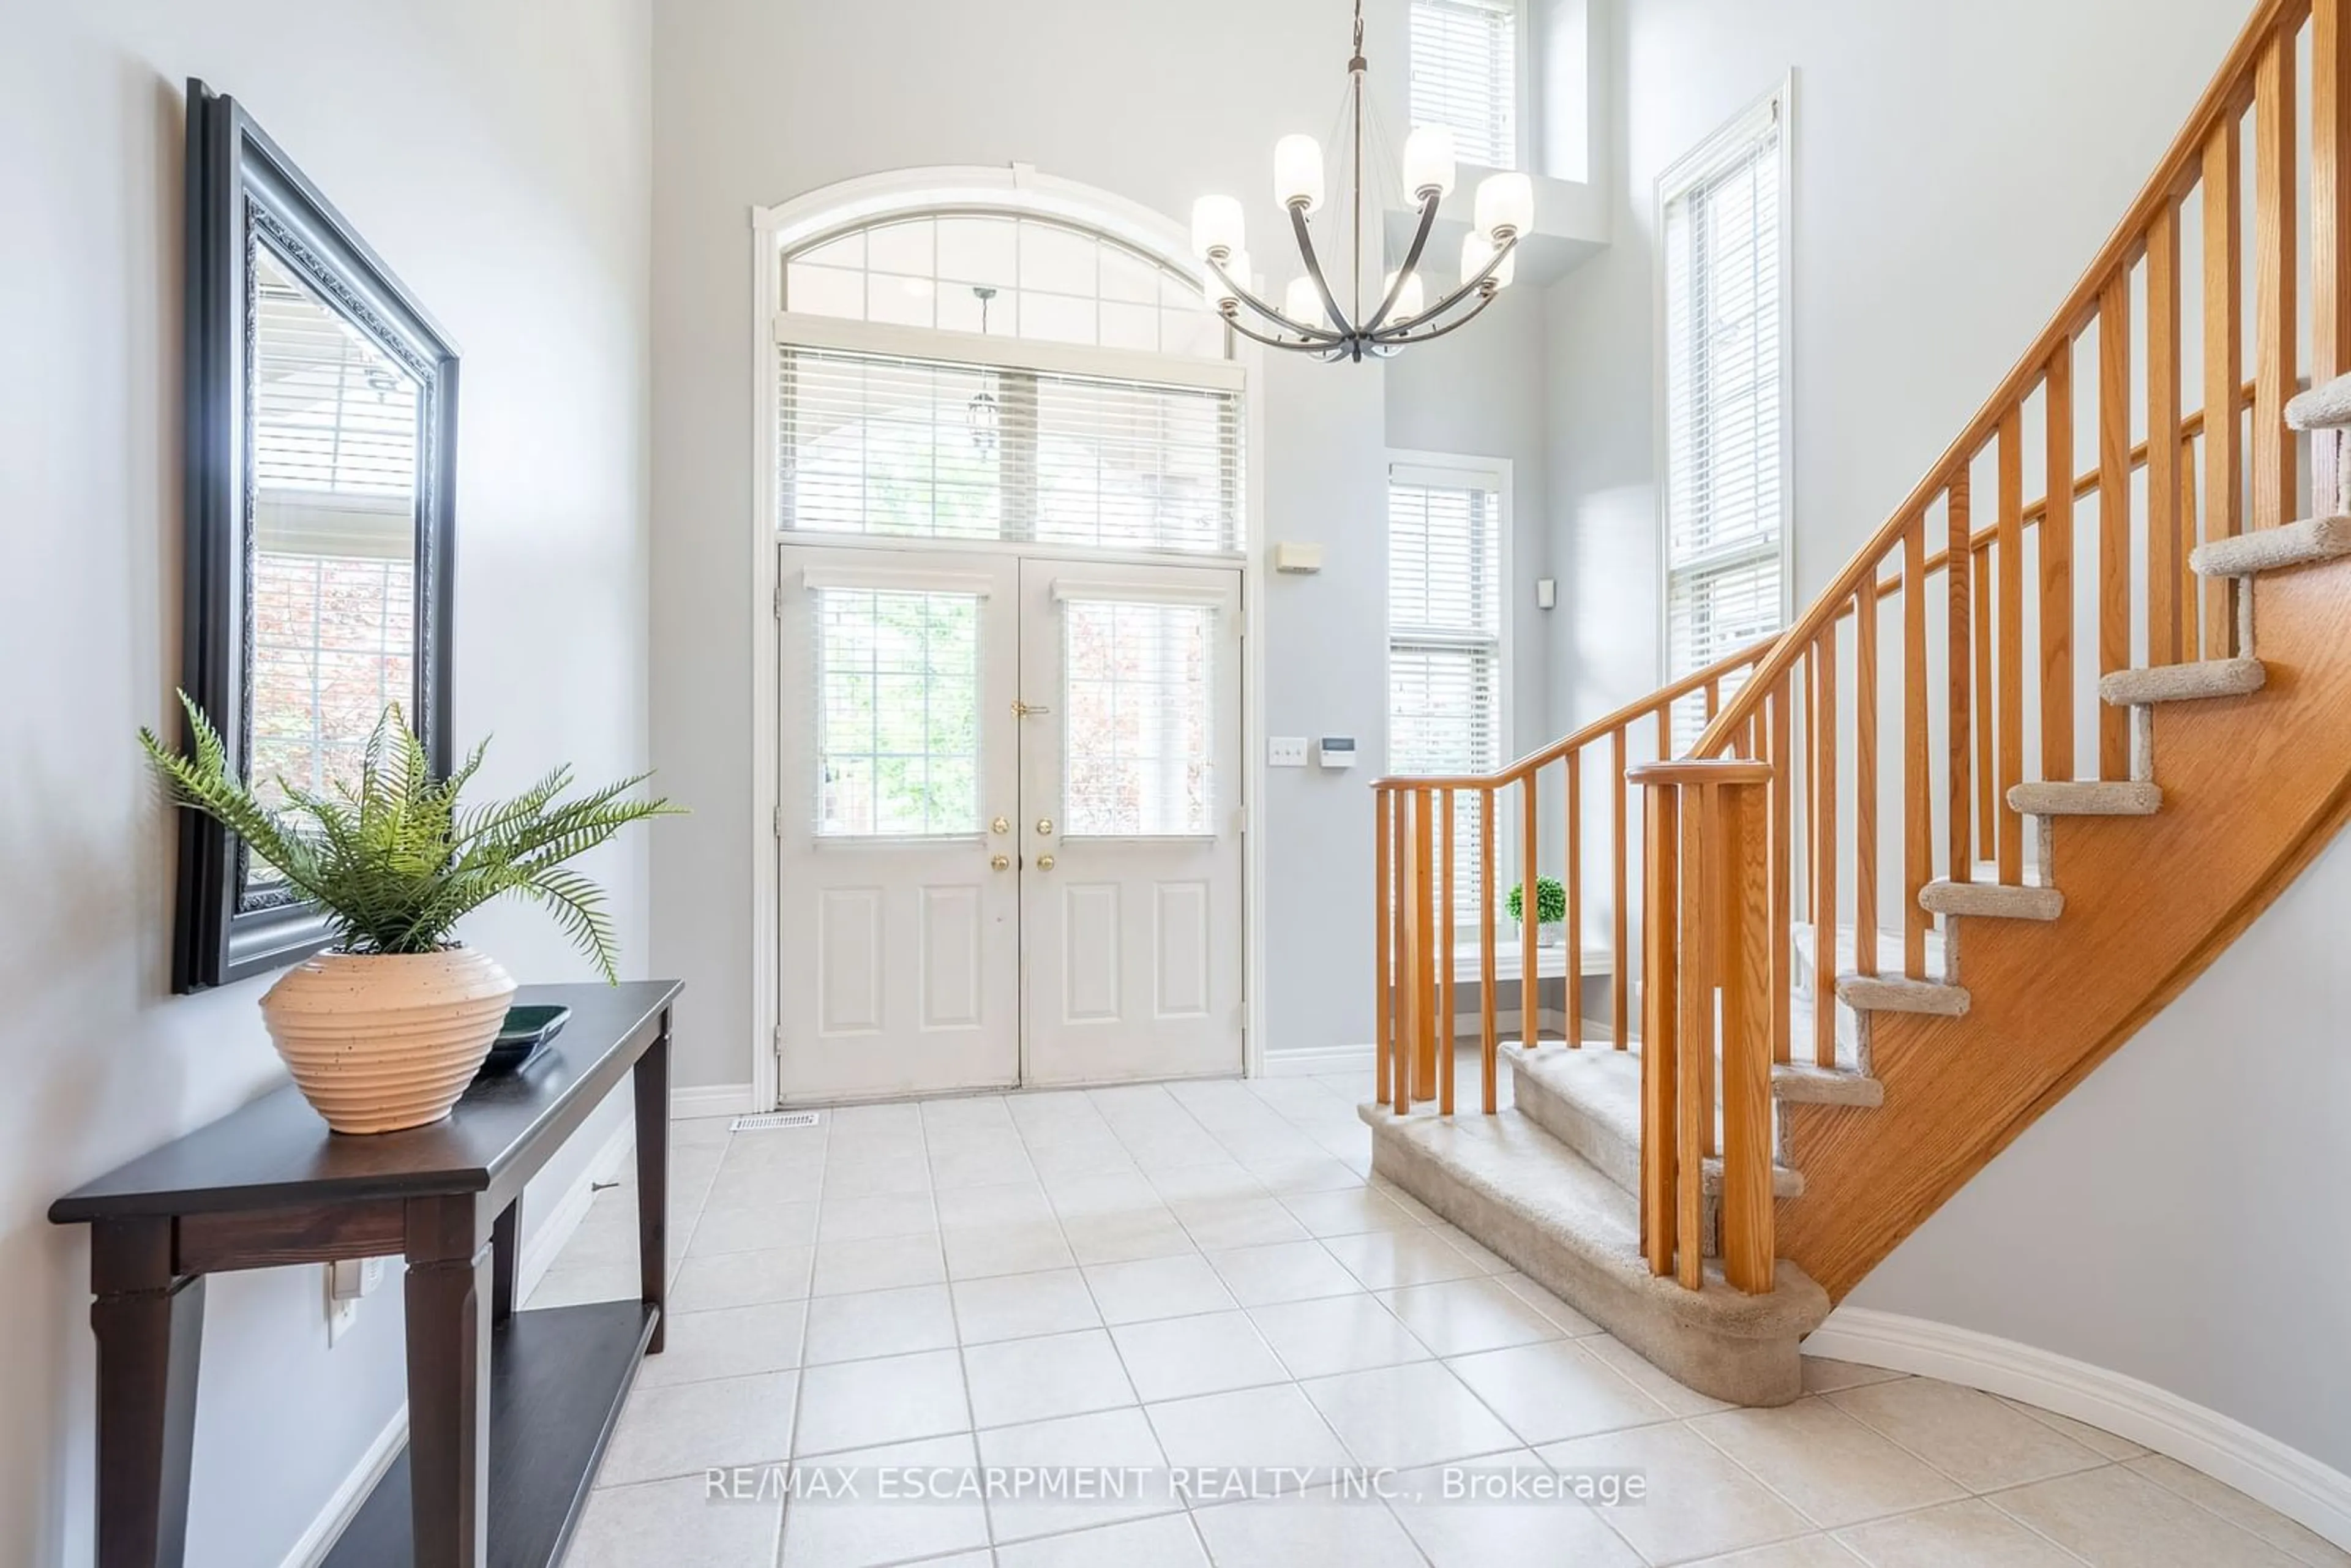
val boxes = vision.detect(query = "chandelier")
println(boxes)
[1190,0,1532,362]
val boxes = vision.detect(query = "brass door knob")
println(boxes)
[1035,817,1055,836]
[991,816,1010,835]
[990,853,1010,871]
[1037,853,1056,871]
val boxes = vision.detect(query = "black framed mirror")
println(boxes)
[174,80,459,992]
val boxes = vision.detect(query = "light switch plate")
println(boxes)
[1268,736,1309,767]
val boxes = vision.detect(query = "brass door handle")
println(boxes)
[990,853,1011,871]
[1037,853,1056,871]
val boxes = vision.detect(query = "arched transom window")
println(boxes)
[784,212,1229,359]
[774,206,1245,557]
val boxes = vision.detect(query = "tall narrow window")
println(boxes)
[1389,459,1505,924]
[1410,0,1520,171]
[1662,88,1789,748]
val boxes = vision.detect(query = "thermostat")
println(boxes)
[1318,737,1357,768]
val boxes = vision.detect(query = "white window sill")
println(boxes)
[1448,942,1616,985]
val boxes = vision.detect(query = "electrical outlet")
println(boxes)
[1268,736,1309,767]
[326,1263,361,1345]
[326,1256,391,1344]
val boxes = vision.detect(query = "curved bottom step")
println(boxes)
[1360,1101,1831,1406]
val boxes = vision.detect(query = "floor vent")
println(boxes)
[731,1110,821,1132]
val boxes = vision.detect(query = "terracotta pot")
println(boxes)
[259,948,517,1135]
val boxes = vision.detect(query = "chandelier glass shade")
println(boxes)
[1190,0,1530,362]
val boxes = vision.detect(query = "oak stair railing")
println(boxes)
[1371,639,1771,1111]
[1371,0,2338,1302]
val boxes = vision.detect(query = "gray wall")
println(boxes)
[650,0,1558,1083]
[1546,0,2347,1480]
[1540,0,2250,726]
[0,2,653,1561]
[1848,829,2351,1476]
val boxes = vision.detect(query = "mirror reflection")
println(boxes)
[245,245,421,893]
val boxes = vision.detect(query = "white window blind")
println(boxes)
[1410,0,1519,171]
[1389,467,1504,924]
[1062,599,1215,837]
[778,345,1244,555]
[252,251,420,498]
[1663,92,1787,749]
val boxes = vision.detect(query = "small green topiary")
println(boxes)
[1505,875,1567,926]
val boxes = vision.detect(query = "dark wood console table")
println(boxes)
[50,979,683,1568]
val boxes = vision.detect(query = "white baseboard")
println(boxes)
[1257,1015,1580,1081]
[673,1082,758,1119]
[281,1408,407,1568]
[516,1112,638,1305]
[1805,1306,2351,1551]
[1259,1045,1376,1078]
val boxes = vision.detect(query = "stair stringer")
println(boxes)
[1780,557,2351,1299]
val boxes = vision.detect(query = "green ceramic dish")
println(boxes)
[474,1003,571,1079]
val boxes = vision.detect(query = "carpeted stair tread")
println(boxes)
[1359,1100,1829,1404]
[1502,1045,1804,1199]
[1835,975,1970,1016]
[1769,1062,1887,1107]
[2191,515,2351,576]
[1919,879,2064,921]
[2007,780,2163,816]
[2285,370,2351,430]
[2099,658,2266,705]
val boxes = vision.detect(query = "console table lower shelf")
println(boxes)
[326,1300,659,1568]
[48,980,683,1568]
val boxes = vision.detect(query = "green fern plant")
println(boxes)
[138,694,680,981]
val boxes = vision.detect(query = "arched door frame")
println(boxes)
[742,164,1269,1112]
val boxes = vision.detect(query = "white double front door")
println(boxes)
[776,544,1244,1103]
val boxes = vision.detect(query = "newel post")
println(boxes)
[1628,758,1777,1294]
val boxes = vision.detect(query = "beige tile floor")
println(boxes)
[538,1071,2347,1568]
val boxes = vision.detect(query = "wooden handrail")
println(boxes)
[1692,0,2303,759]
[1370,636,1774,793]
[1833,376,2262,611]
[1624,759,1772,787]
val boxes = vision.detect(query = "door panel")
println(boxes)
[779,546,1245,1100]
[1060,881,1123,1022]
[1153,880,1211,1016]
[817,887,884,1033]
[1019,558,1245,1086]
[919,885,985,1029]
[778,546,1021,1102]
